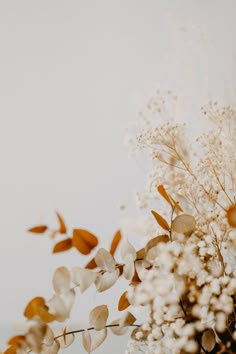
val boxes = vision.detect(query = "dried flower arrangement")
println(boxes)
[2,92,236,354]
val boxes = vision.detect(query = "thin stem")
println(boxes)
[54,323,140,340]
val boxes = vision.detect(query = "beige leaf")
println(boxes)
[201,329,216,352]
[52,267,71,294]
[60,289,75,316]
[123,254,135,281]
[71,267,97,293]
[109,320,128,336]
[82,330,91,353]
[41,340,60,354]
[89,305,109,330]
[120,240,136,261]
[90,328,107,351]
[48,289,75,322]
[145,246,159,262]
[134,260,150,281]
[95,269,119,292]
[120,312,136,327]
[25,323,47,353]
[95,248,116,272]
[48,295,68,322]
[172,214,196,236]
[145,235,169,254]
[43,326,55,347]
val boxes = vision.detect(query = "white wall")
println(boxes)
[0,0,235,349]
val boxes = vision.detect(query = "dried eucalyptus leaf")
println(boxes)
[119,311,136,327]
[95,248,116,272]
[95,269,119,292]
[123,254,135,280]
[172,214,196,236]
[52,267,71,294]
[201,329,216,352]
[90,328,107,351]
[71,267,97,293]
[109,320,128,336]
[89,305,109,330]
[82,330,91,353]
[120,239,136,261]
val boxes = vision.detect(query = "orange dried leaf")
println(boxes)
[130,268,141,285]
[157,185,173,206]
[56,211,67,234]
[53,238,73,253]
[72,229,98,255]
[151,210,169,231]
[24,297,46,318]
[3,346,17,354]
[226,204,236,228]
[110,230,122,256]
[8,335,25,346]
[28,225,48,234]
[35,306,55,323]
[85,257,97,269]
[157,185,183,212]
[118,291,130,311]
[24,296,55,323]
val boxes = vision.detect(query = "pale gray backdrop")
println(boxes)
[0,0,236,352]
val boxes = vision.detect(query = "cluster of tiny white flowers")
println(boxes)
[126,93,236,353]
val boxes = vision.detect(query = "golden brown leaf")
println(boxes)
[24,296,55,323]
[56,211,67,234]
[3,346,17,354]
[120,311,136,327]
[157,185,183,211]
[151,210,170,231]
[8,335,25,346]
[118,291,130,311]
[85,257,97,269]
[28,225,48,234]
[109,230,122,256]
[157,184,173,204]
[130,268,142,285]
[72,229,98,255]
[226,204,236,228]
[52,238,73,253]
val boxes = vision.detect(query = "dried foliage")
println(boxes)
[2,94,236,354]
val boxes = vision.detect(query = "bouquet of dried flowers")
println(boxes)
[2,93,236,354]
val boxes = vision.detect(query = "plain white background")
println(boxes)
[0,0,236,350]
